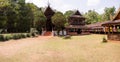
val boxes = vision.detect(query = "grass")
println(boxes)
[0,34,120,62]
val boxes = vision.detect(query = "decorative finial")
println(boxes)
[119,4,120,9]
[48,0,50,6]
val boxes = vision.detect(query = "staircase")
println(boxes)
[43,31,52,36]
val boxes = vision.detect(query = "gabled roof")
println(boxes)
[44,5,55,15]
[74,10,82,16]
[70,10,85,18]
[112,8,120,20]
[102,19,120,26]
[87,21,111,28]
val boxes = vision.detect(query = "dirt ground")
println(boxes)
[0,36,51,57]
[0,35,120,62]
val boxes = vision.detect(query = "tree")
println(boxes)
[52,12,66,35]
[0,0,46,33]
[16,0,33,32]
[27,3,46,34]
[6,0,20,32]
[35,9,46,34]
[0,0,10,29]
[102,6,115,21]
[26,3,38,28]
[84,10,100,24]
[64,10,74,19]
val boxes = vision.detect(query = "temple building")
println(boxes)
[102,8,120,41]
[66,10,87,35]
[44,5,55,31]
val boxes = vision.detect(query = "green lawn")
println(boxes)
[0,34,120,62]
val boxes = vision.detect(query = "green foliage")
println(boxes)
[64,10,74,19]
[0,35,12,41]
[102,37,107,43]
[0,0,43,33]
[26,33,31,37]
[0,33,34,41]
[12,33,27,40]
[0,0,10,29]
[16,2,33,32]
[4,35,11,41]
[20,34,26,38]
[35,9,46,31]
[27,3,46,30]
[102,6,115,21]
[13,34,21,40]
[31,33,36,37]
[0,0,10,8]
[26,3,37,28]
[84,7,116,24]
[0,35,4,41]
[84,10,100,24]
[52,12,66,29]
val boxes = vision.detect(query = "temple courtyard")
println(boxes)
[0,34,120,62]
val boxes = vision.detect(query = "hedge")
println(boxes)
[0,33,37,42]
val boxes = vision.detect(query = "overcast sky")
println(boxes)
[25,0,120,14]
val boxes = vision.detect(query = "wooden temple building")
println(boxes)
[44,5,55,31]
[65,10,87,35]
[42,4,55,36]
[102,8,120,41]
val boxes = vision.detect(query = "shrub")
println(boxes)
[0,35,4,41]
[102,37,107,43]
[20,34,26,38]
[0,33,35,41]
[0,35,11,41]
[4,35,11,41]
[26,33,31,37]
[31,33,36,37]
[13,34,21,40]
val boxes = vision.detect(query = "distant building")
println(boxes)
[43,5,87,36]
[66,10,87,35]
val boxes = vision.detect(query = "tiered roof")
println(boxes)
[44,5,55,16]
[70,10,85,19]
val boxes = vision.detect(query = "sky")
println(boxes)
[25,0,120,14]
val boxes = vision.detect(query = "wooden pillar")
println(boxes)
[66,28,69,35]
[113,25,116,33]
[108,25,110,35]
[104,27,106,34]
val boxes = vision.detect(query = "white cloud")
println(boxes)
[25,0,104,13]
[25,0,47,7]
[25,0,74,13]
[87,0,100,6]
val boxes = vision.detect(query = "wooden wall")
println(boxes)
[108,34,120,41]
